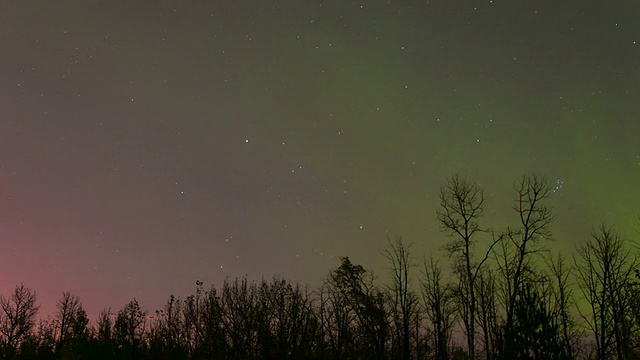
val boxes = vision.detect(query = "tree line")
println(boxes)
[2,174,639,359]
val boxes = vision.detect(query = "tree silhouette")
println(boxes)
[0,284,39,356]
[476,267,499,360]
[509,279,566,360]
[54,291,89,358]
[220,277,260,359]
[3,173,640,360]
[253,277,321,359]
[384,236,420,360]
[95,308,115,358]
[547,254,579,359]
[189,283,227,359]
[496,174,554,358]
[437,175,499,360]
[321,256,388,359]
[114,299,147,360]
[421,256,457,360]
[147,294,189,359]
[318,271,355,359]
[18,318,56,360]
[574,224,639,360]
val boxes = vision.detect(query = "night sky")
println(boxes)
[1,0,639,318]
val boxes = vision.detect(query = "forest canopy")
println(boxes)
[2,174,639,360]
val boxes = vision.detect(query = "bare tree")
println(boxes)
[421,256,457,360]
[148,294,190,358]
[252,277,321,359]
[547,253,578,359]
[574,224,638,360]
[476,268,500,360]
[183,281,206,355]
[0,284,39,354]
[220,277,260,359]
[54,291,88,357]
[198,285,228,358]
[317,280,355,359]
[495,173,553,357]
[384,236,420,360]
[437,175,498,360]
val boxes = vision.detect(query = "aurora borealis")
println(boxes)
[1,0,639,317]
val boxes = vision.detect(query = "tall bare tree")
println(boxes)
[421,256,457,360]
[54,291,88,357]
[494,173,554,357]
[0,284,39,355]
[384,236,420,360]
[437,175,498,360]
[574,224,638,360]
[318,280,354,359]
[476,268,500,360]
[547,253,578,359]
